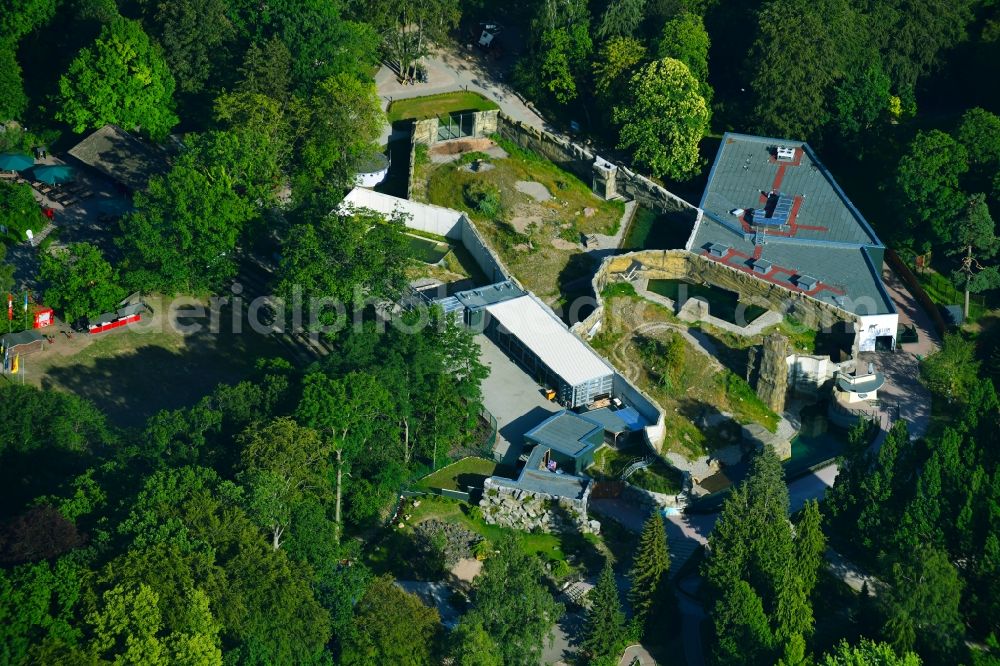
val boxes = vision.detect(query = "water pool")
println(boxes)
[646,279,768,326]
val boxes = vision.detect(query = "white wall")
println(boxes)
[856,313,899,352]
[340,187,465,239]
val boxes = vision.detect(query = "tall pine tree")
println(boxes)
[628,513,670,628]
[583,560,626,661]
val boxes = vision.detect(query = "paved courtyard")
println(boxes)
[476,334,560,466]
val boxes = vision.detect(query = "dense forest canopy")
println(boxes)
[0,0,999,663]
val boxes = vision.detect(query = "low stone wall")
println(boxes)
[621,483,685,510]
[413,118,437,145]
[480,477,600,535]
[614,164,699,216]
[406,126,418,199]
[411,109,501,147]
[496,114,595,180]
[596,250,853,332]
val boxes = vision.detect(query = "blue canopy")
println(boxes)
[31,164,76,184]
[0,152,33,171]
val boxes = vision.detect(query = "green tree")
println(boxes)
[583,560,626,660]
[40,242,126,323]
[465,535,564,665]
[450,615,503,666]
[276,207,409,320]
[595,0,646,40]
[237,36,292,100]
[593,36,646,101]
[921,333,981,403]
[0,558,84,663]
[656,12,710,100]
[613,57,709,181]
[895,130,969,244]
[703,447,822,663]
[363,0,460,82]
[712,580,774,665]
[141,0,234,94]
[0,180,45,243]
[957,108,1000,195]
[748,0,856,139]
[0,0,57,41]
[238,417,331,550]
[537,28,588,104]
[87,583,222,665]
[0,44,28,121]
[881,546,964,662]
[628,513,670,628]
[118,160,254,293]
[341,575,441,666]
[293,73,385,197]
[949,193,1000,318]
[264,0,379,90]
[794,500,826,594]
[57,18,178,139]
[820,639,922,665]
[863,0,974,107]
[833,59,892,139]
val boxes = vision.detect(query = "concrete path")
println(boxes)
[476,334,560,466]
[619,643,658,666]
[882,265,940,357]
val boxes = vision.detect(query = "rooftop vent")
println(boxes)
[707,243,729,257]
[752,259,773,274]
[796,274,818,291]
[776,146,796,161]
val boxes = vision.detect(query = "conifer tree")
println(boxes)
[628,513,670,627]
[583,560,626,661]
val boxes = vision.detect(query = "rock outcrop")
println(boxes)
[479,477,600,535]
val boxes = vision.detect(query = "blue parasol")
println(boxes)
[31,164,77,185]
[0,152,34,171]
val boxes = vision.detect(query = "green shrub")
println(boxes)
[601,282,638,299]
[414,143,430,167]
[464,180,504,220]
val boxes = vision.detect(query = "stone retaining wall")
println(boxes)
[479,477,600,535]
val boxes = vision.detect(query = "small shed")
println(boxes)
[1,330,45,357]
[524,410,605,475]
[87,302,145,334]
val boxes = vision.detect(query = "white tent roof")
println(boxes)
[485,295,613,387]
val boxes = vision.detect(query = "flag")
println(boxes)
[6,294,11,321]
[23,291,28,313]
[11,354,18,374]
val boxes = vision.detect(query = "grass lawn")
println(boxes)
[386,91,499,123]
[27,294,291,428]
[415,456,507,491]
[419,139,624,303]
[589,445,684,495]
[914,265,987,322]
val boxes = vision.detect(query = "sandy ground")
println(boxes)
[450,558,482,583]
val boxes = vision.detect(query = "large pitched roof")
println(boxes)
[68,125,169,191]
[686,133,895,316]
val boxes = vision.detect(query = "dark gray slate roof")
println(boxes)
[1,330,44,348]
[68,125,169,191]
[688,133,894,316]
[455,280,524,311]
[577,406,632,433]
[524,410,604,457]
